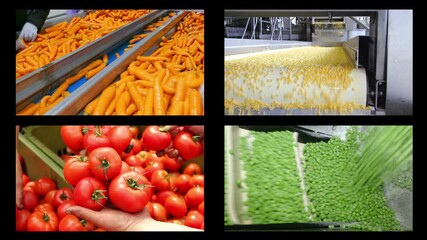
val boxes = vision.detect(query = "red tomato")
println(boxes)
[120,138,143,160]
[42,190,57,205]
[147,202,168,221]
[184,186,204,209]
[107,126,132,154]
[108,171,153,213]
[52,188,73,209]
[73,177,108,211]
[151,169,171,191]
[198,201,204,215]
[142,126,172,151]
[22,173,30,187]
[184,210,204,229]
[175,174,192,194]
[58,214,96,231]
[57,200,76,220]
[34,177,57,197]
[63,154,94,186]
[125,154,145,167]
[161,155,182,172]
[155,190,174,206]
[16,209,31,231]
[83,127,111,154]
[189,174,205,187]
[128,126,139,139]
[173,131,203,161]
[165,194,187,218]
[183,163,202,176]
[144,161,164,180]
[120,161,131,174]
[23,181,36,192]
[27,210,59,231]
[88,147,122,181]
[34,203,55,213]
[130,165,145,175]
[23,190,39,212]
[60,126,85,153]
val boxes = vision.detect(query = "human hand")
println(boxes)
[66,206,201,231]
[16,39,26,52]
[19,22,38,42]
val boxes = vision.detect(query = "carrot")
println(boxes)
[25,56,39,68]
[114,75,135,87]
[185,72,204,88]
[80,59,103,73]
[102,54,108,64]
[48,81,69,105]
[135,80,154,88]
[17,103,39,115]
[126,102,138,115]
[129,66,155,81]
[85,62,107,80]
[115,52,120,59]
[162,82,175,95]
[136,56,169,62]
[153,75,165,115]
[105,82,126,115]
[92,85,116,115]
[171,76,185,105]
[167,101,184,115]
[65,71,86,85]
[84,97,99,115]
[127,82,145,112]
[115,91,131,115]
[143,88,154,115]
[34,97,64,115]
[183,96,190,115]
[39,95,51,108]
[189,89,202,115]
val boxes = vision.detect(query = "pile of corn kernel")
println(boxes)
[224,46,370,114]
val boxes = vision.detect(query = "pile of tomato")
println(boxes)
[17,125,204,231]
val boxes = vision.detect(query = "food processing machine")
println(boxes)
[224,10,413,115]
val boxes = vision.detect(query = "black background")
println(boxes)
[11,1,419,239]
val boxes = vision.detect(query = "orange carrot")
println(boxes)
[127,82,145,112]
[105,82,126,115]
[84,97,99,115]
[188,89,202,115]
[17,103,39,115]
[85,62,107,80]
[92,85,116,115]
[143,88,154,115]
[115,91,131,115]
[48,81,69,105]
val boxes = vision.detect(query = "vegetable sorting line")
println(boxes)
[224,126,412,231]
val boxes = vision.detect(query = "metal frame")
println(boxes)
[45,11,188,115]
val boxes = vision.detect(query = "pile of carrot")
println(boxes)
[16,9,152,80]
[17,55,109,115]
[84,11,204,116]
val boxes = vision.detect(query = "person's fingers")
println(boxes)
[66,206,134,231]
[66,206,99,221]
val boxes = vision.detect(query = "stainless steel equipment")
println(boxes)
[224,10,413,115]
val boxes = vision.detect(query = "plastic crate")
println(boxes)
[21,126,66,169]
[18,132,70,189]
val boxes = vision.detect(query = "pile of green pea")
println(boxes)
[303,127,403,230]
[239,130,309,224]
